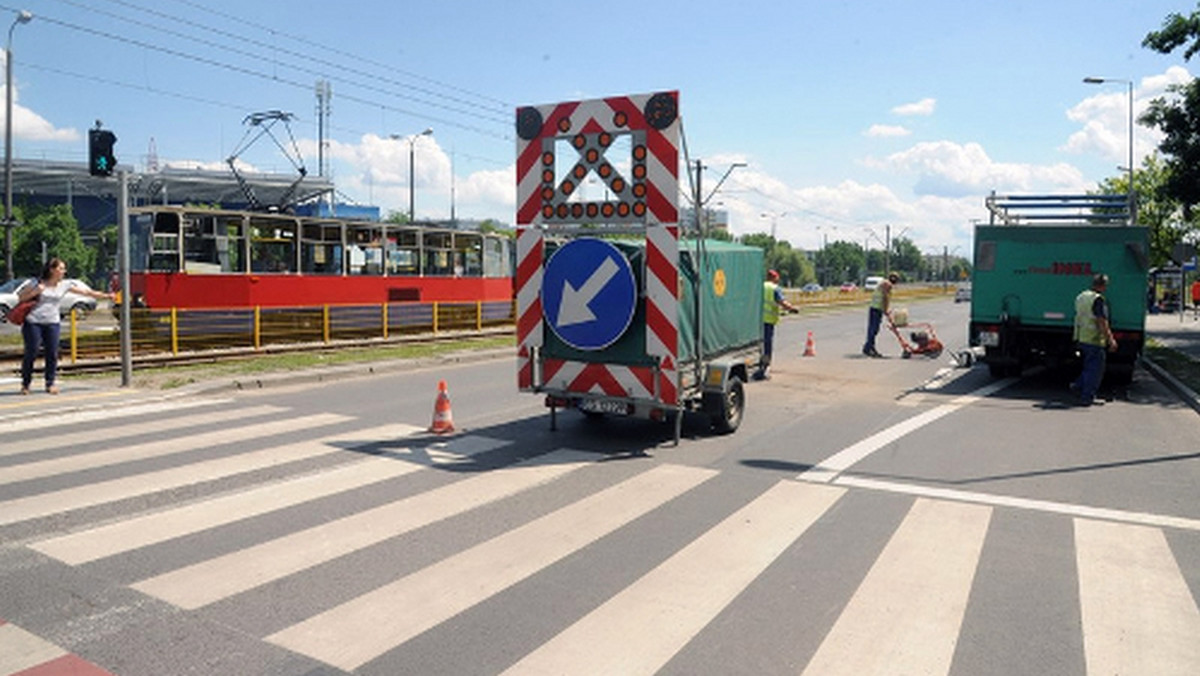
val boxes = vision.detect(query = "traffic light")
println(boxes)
[88,129,117,177]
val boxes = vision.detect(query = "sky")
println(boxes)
[1,0,1194,259]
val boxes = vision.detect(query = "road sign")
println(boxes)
[542,238,637,351]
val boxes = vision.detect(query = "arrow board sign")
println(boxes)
[542,238,637,351]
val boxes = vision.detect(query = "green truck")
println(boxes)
[969,194,1149,383]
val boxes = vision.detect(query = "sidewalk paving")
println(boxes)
[1145,309,1200,360]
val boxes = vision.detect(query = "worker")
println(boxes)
[754,269,798,380]
[1191,278,1200,317]
[1070,273,1117,406]
[862,272,899,358]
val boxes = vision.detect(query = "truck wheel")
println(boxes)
[710,376,744,434]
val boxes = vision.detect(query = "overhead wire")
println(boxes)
[12,8,511,145]
[48,0,511,127]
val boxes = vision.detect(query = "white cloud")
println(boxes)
[1061,66,1182,165]
[0,53,78,142]
[867,141,1089,197]
[865,124,912,138]
[892,98,936,116]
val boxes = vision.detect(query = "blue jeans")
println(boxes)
[22,321,61,390]
[863,307,883,352]
[756,322,777,376]
[1073,342,1106,403]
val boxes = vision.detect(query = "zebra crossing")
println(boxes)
[2,397,1198,675]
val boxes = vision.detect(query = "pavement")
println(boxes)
[1142,310,1200,412]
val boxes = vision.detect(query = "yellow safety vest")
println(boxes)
[870,282,888,310]
[1073,289,1105,346]
[763,281,780,325]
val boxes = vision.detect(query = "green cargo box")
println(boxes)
[970,224,1149,380]
[541,238,764,366]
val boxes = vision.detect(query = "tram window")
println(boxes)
[250,221,297,273]
[301,222,343,274]
[348,227,383,275]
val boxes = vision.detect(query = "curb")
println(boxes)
[1141,355,1200,415]
[178,346,514,397]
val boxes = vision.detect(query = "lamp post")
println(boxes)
[760,211,786,242]
[1083,76,1134,224]
[391,127,433,222]
[3,9,31,281]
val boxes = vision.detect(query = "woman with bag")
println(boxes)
[15,257,115,395]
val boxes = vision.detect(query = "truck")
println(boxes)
[969,193,1149,384]
[514,90,763,442]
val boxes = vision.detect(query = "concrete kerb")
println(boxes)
[176,345,514,397]
[1141,355,1200,415]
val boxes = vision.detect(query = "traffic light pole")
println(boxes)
[117,169,131,386]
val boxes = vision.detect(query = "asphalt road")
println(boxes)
[1,298,1197,675]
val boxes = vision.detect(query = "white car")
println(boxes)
[954,284,972,303]
[0,277,99,321]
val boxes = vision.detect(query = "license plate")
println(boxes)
[578,398,629,415]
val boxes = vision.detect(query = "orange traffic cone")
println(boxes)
[803,331,816,357]
[429,380,456,434]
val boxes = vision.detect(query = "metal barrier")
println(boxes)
[58,300,518,362]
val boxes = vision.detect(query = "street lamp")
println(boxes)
[391,127,433,222]
[1083,76,1134,224]
[3,9,31,281]
[760,211,786,242]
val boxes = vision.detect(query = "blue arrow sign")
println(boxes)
[542,238,637,351]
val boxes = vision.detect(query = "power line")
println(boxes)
[10,5,512,142]
[51,0,510,126]
[162,0,511,109]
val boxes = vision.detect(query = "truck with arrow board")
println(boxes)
[514,91,764,443]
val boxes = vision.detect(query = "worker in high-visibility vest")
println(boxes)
[862,272,899,358]
[1071,273,1117,406]
[753,269,798,381]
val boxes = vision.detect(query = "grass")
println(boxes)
[1145,339,1200,394]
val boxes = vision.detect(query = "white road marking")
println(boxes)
[0,404,286,458]
[0,412,347,485]
[0,396,230,431]
[800,498,992,676]
[503,480,846,676]
[799,377,1016,483]
[835,475,1200,532]
[1075,519,1200,675]
[0,423,403,526]
[0,622,66,674]
[265,463,719,671]
[30,425,424,565]
[132,448,598,610]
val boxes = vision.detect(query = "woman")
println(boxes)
[15,258,115,394]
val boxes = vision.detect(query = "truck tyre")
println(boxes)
[710,376,744,434]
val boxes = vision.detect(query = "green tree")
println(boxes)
[890,237,923,276]
[1142,7,1200,222]
[1097,153,1182,266]
[816,240,865,285]
[738,232,815,286]
[10,205,96,281]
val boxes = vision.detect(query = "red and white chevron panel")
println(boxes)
[515,226,543,391]
[514,91,680,406]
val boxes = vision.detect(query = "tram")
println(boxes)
[125,206,514,309]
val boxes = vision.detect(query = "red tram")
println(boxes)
[126,206,513,309]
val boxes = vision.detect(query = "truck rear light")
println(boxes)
[545,396,570,408]
[1112,331,1141,341]
[978,326,1000,347]
[649,407,666,421]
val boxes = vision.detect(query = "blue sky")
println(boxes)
[1,0,1192,257]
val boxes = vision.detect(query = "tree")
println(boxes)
[738,232,816,286]
[10,205,96,281]
[1097,153,1182,266]
[890,237,923,277]
[1142,7,1200,223]
[815,240,865,285]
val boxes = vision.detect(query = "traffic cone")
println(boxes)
[803,331,816,357]
[429,380,456,434]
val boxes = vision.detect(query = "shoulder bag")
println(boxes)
[7,297,36,325]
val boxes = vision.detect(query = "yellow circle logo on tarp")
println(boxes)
[713,269,727,297]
